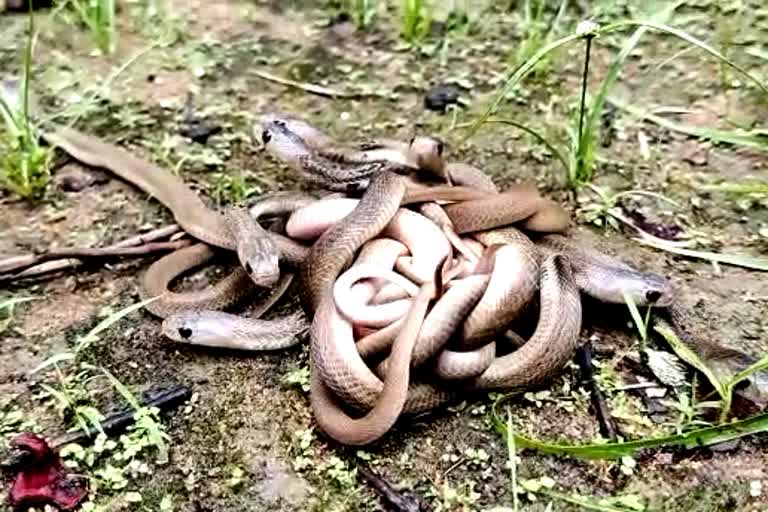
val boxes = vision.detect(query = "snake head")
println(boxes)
[617,271,676,307]
[161,313,197,343]
[237,236,281,288]
[162,311,245,347]
[408,136,449,183]
[640,275,676,307]
[259,120,313,169]
[734,370,768,408]
[257,113,332,149]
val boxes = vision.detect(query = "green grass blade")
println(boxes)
[634,237,768,271]
[505,407,519,512]
[39,383,73,408]
[701,182,768,194]
[0,296,37,310]
[609,97,768,150]
[493,407,768,460]
[621,290,647,342]
[579,2,683,180]
[601,20,768,95]
[470,32,582,135]
[22,0,35,139]
[522,487,644,512]
[99,366,142,411]
[29,352,76,375]
[653,320,727,401]
[464,118,569,173]
[75,296,159,352]
[726,354,768,395]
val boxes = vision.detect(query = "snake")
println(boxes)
[257,113,497,192]
[43,128,310,318]
[45,117,711,447]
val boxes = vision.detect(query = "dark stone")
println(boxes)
[179,121,222,145]
[2,0,53,12]
[424,83,461,113]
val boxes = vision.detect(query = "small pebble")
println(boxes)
[424,83,460,113]
[179,120,222,144]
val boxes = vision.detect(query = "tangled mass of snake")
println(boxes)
[41,113,762,446]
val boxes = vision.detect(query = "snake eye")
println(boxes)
[645,290,662,304]
[261,129,272,145]
[436,140,445,156]
[178,327,193,339]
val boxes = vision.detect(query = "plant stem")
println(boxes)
[23,0,35,140]
[575,33,594,183]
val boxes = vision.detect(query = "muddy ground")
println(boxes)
[1,1,768,511]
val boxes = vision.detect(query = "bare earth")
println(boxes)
[1,2,768,511]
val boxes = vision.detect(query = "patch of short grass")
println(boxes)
[468,2,767,190]
[0,7,52,201]
[53,0,117,55]
[14,297,173,511]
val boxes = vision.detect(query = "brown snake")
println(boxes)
[44,117,696,446]
[43,128,310,317]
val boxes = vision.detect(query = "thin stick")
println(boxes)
[358,464,430,512]
[0,224,181,272]
[52,385,192,449]
[0,224,185,281]
[102,224,182,248]
[576,34,593,156]
[2,385,192,470]
[575,343,620,441]
[0,240,191,281]
[252,69,382,99]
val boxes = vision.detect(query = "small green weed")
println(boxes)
[0,296,36,334]
[470,2,766,189]
[211,171,259,206]
[283,365,310,393]
[509,0,568,78]
[289,427,363,508]
[399,0,432,45]
[429,480,481,510]
[576,184,680,233]
[344,0,378,30]
[0,402,37,438]
[654,322,768,423]
[38,369,106,437]
[53,0,117,54]
[660,377,717,435]
[0,6,52,201]
[20,298,171,509]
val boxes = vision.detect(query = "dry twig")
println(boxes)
[252,69,383,99]
[0,224,185,281]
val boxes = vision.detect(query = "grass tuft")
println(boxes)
[0,4,52,201]
[54,0,117,54]
[399,0,432,45]
[344,0,377,31]
[470,1,767,189]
